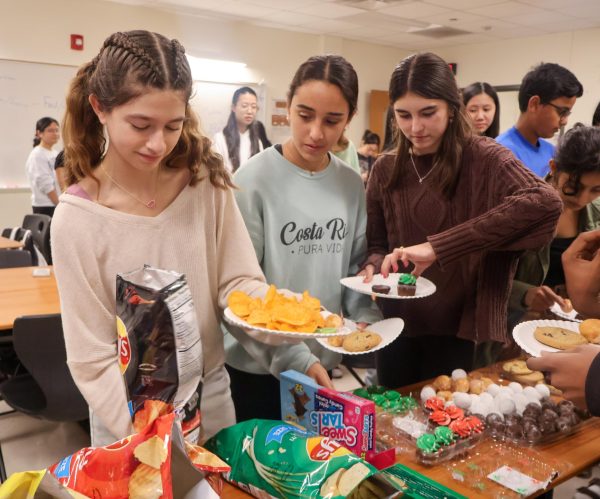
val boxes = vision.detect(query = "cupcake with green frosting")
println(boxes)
[397,273,417,296]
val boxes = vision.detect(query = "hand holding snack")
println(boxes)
[527,344,600,409]
[524,285,566,312]
[381,242,436,278]
[306,361,334,389]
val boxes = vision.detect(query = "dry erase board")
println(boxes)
[0,58,265,188]
[0,60,75,188]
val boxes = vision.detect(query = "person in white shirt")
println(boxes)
[212,87,268,172]
[25,117,60,216]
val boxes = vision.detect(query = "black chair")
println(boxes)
[0,248,32,268]
[22,214,52,264]
[0,314,88,421]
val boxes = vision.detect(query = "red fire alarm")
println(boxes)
[449,62,457,75]
[70,34,84,51]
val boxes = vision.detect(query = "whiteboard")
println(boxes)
[0,59,265,188]
[0,60,75,188]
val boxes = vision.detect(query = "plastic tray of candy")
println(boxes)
[416,427,485,466]
[353,386,419,415]
[375,409,428,454]
[482,398,588,447]
[446,439,571,498]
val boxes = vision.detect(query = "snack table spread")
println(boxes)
[220,361,600,499]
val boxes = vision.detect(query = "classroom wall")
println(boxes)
[436,28,600,133]
[0,0,407,228]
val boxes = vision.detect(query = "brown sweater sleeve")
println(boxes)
[428,142,562,269]
[364,155,392,272]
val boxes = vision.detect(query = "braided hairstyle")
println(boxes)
[62,30,232,189]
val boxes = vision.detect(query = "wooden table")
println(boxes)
[0,236,23,250]
[221,375,600,498]
[0,266,60,330]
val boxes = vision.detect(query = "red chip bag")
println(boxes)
[49,413,174,499]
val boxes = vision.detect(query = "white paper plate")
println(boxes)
[316,318,404,355]
[340,273,436,299]
[549,302,582,323]
[223,307,353,346]
[512,319,583,357]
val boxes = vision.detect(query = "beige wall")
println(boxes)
[0,0,408,228]
[436,29,599,134]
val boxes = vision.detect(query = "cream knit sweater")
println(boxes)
[51,179,267,439]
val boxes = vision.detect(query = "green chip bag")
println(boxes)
[205,419,379,498]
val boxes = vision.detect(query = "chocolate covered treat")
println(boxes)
[371,284,391,295]
[397,273,417,296]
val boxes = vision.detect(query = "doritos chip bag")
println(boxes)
[116,266,203,442]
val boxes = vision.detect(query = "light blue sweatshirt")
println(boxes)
[224,146,381,376]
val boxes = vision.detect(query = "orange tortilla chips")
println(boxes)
[228,285,341,333]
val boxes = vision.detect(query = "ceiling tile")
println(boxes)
[378,1,452,19]
[300,18,362,31]
[555,2,600,19]
[416,11,489,28]
[504,10,578,26]
[292,2,365,18]
[424,0,506,9]
[209,1,278,18]
[467,1,547,18]
[538,17,600,31]
[519,0,589,8]
[247,0,319,8]
[260,11,325,26]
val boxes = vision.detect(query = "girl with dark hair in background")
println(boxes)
[462,82,500,138]
[225,54,380,421]
[357,129,380,182]
[25,117,60,216]
[510,125,600,319]
[592,101,600,127]
[212,86,266,172]
[361,52,561,388]
[51,30,270,446]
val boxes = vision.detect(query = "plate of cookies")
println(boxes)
[316,317,404,355]
[512,319,588,357]
[340,273,436,300]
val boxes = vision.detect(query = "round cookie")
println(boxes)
[342,330,382,352]
[580,319,600,344]
[533,326,588,350]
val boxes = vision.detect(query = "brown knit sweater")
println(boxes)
[364,136,562,344]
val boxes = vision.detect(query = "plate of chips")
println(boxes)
[224,285,351,345]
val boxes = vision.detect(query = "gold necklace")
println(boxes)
[100,164,159,209]
[409,149,438,184]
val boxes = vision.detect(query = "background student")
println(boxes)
[225,54,380,421]
[496,63,583,177]
[361,52,562,388]
[52,30,274,446]
[331,129,360,173]
[212,86,266,172]
[462,82,500,138]
[357,129,381,183]
[509,125,600,321]
[25,117,60,216]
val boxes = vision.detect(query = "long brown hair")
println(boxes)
[62,30,233,189]
[387,52,471,197]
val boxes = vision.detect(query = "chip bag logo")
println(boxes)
[116,316,130,374]
[306,436,349,461]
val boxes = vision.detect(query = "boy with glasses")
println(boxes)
[497,62,583,177]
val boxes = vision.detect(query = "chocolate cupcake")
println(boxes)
[397,273,417,296]
[372,284,391,295]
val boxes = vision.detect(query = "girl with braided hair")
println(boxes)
[51,30,302,445]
